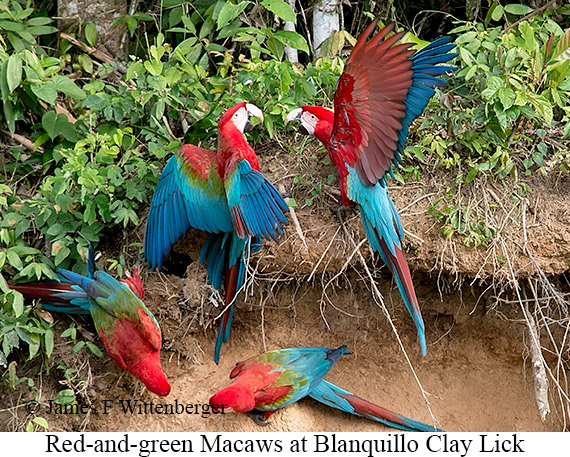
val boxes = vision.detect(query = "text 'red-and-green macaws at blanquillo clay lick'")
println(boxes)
[286,21,457,356]
[210,346,443,431]
[9,246,171,397]
[144,102,290,364]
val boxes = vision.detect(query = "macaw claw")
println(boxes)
[246,410,271,426]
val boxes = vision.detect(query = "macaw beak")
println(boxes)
[285,108,303,126]
[243,103,263,133]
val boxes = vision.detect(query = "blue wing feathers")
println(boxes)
[227,160,289,241]
[145,154,233,270]
[388,37,456,165]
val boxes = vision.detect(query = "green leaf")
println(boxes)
[169,6,183,27]
[6,250,23,269]
[503,4,533,15]
[6,54,22,93]
[261,0,296,23]
[29,342,40,359]
[26,17,53,26]
[86,341,103,357]
[84,22,97,47]
[0,272,8,293]
[498,88,515,110]
[0,20,25,32]
[0,60,9,101]
[44,329,54,358]
[12,292,23,318]
[46,223,66,237]
[491,4,504,21]
[551,28,570,61]
[72,341,85,354]
[143,59,163,76]
[465,167,478,184]
[83,93,107,110]
[78,53,93,74]
[32,417,48,430]
[31,82,57,104]
[217,1,250,30]
[26,26,58,36]
[528,95,553,125]
[61,327,76,339]
[533,151,544,166]
[42,111,58,140]
[53,75,86,100]
[60,121,78,142]
[273,30,309,53]
[3,99,15,135]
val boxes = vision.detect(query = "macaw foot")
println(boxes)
[331,205,352,226]
[281,190,292,199]
[246,410,271,426]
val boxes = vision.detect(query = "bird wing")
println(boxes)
[331,20,456,185]
[58,269,162,351]
[224,158,289,242]
[232,347,349,411]
[145,144,234,269]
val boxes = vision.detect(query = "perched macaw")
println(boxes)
[209,346,443,432]
[10,246,170,396]
[285,21,456,356]
[144,102,289,363]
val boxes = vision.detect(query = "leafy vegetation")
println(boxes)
[407,3,570,245]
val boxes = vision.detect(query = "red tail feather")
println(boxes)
[335,390,413,427]
[7,281,75,302]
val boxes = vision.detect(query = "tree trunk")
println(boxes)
[58,0,128,60]
[284,0,298,63]
[313,0,340,57]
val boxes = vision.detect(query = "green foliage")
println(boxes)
[403,4,570,246]
[26,416,49,432]
[0,286,54,372]
[428,193,496,247]
[417,6,570,185]
[0,0,341,392]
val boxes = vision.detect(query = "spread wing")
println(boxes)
[145,144,234,269]
[331,20,456,185]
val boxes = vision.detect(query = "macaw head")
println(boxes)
[127,348,172,396]
[285,106,334,144]
[123,266,145,300]
[219,101,264,134]
[209,384,256,413]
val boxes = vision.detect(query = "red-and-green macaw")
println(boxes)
[209,346,443,432]
[10,246,170,396]
[285,21,456,356]
[144,102,289,364]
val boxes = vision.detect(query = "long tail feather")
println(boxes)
[357,186,427,356]
[8,281,90,313]
[214,261,240,365]
[309,380,443,432]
